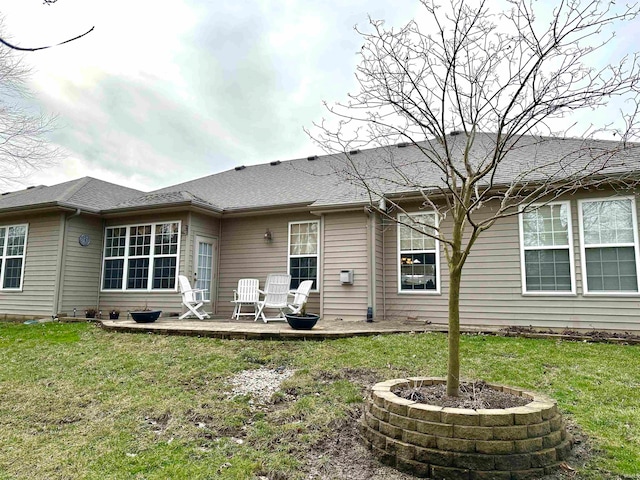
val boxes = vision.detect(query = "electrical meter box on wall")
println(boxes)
[340,269,354,284]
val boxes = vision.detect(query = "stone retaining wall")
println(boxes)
[361,377,572,479]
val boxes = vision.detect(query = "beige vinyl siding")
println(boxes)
[0,213,61,316]
[58,215,104,315]
[217,213,320,317]
[98,212,189,316]
[322,211,369,320]
[381,193,640,331]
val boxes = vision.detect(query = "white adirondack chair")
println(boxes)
[255,273,292,323]
[231,278,260,320]
[287,280,314,314]
[178,275,210,320]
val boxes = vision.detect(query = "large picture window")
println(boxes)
[102,222,180,291]
[519,202,575,294]
[579,197,640,293]
[288,221,319,290]
[0,224,28,290]
[398,212,439,293]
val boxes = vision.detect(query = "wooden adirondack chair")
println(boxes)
[254,273,291,323]
[178,275,210,320]
[231,278,260,319]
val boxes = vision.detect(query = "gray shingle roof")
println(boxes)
[0,177,143,213]
[2,134,638,215]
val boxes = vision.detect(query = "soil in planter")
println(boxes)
[394,380,530,409]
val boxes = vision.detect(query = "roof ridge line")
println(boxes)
[59,177,93,203]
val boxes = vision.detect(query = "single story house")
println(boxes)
[1,133,639,332]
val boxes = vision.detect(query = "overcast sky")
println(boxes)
[1,0,638,193]
[1,0,424,192]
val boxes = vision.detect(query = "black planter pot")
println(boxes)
[285,313,320,330]
[130,310,162,323]
[109,311,120,320]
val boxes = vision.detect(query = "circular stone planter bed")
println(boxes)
[360,377,572,479]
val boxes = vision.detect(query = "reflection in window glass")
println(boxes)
[398,213,438,291]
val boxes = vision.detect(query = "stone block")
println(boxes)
[530,448,557,467]
[477,409,514,427]
[396,457,431,478]
[514,437,543,453]
[470,470,511,480]
[430,464,471,480]
[364,412,380,430]
[389,412,416,430]
[370,444,396,467]
[494,453,531,471]
[493,425,529,440]
[370,403,389,422]
[385,397,415,416]
[527,420,551,438]
[555,438,573,461]
[454,425,493,440]
[442,407,480,426]
[408,403,443,422]
[415,447,454,466]
[475,440,514,455]
[542,429,562,448]
[372,390,396,408]
[527,401,557,420]
[374,378,409,390]
[408,376,439,388]
[510,468,545,480]
[509,406,543,425]
[386,437,416,460]
[452,452,495,470]
[549,414,563,431]
[363,425,387,449]
[403,430,437,448]
[436,436,476,453]
[416,420,454,437]
[379,420,403,439]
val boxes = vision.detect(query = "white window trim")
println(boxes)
[397,212,441,295]
[578,196,640,296]
[100,220,181,292]
[288,220,320,292]
[0,223,28,292]
[518,201,576,296]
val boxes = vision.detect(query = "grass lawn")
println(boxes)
[0,322,638,479]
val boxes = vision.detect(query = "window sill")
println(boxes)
[398,290,441,295]
[521,292,577,297]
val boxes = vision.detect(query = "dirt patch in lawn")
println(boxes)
[394,380,530,409]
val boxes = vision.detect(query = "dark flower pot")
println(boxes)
[85,311,96,319]
[285,313,320,330]
[109,311,120,320]
[130,310,162,323]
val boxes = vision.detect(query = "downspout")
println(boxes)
[53,208,82,317]
[216,216,222,315]
[365,206,375,321]
[381,211,387,321]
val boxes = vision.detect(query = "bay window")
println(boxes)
[398,212,439,293]
[102,222,180,291]
[519,202,575,293]
[579,197,640,293]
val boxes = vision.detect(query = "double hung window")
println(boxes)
[519,202,575,293]
[0,224,28,290]
[102,222,180,291]
[579,198,639,293]
[288,221,319,289]
[398,212,439,292]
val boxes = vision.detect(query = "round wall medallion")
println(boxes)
[78,234,91,247]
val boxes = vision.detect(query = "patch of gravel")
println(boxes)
[228,366,294,404]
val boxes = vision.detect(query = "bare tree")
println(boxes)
[0,26,58,187]
[311,0,640,396]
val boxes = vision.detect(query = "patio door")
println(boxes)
[194,236,218,311]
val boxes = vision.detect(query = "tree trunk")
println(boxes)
[446,265,462,396]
